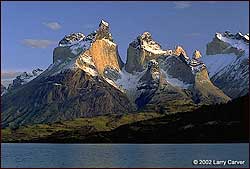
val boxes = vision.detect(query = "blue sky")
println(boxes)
[1,1,249,72]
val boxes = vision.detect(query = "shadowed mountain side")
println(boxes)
[81,94,249,143]
[2,69,134,128]
[4,94,247,143]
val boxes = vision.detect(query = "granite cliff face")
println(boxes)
[125,32,172,73]
[53,20,123,76]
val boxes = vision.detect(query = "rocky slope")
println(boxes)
[6,68,43,91]
[1,84,7,96]
[5,94,247,143]
[80,94,249,143]
[2,69,133,128]
[202,31,249,98]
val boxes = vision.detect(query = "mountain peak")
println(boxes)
[139,32,152,40]
[173,46,188,59]
[215,31,249,44]
[59,32,85,47]
[125,32,169,73]
[96,20,113,41]
[131,32,167,55]
[207,31,249,56]
[192,50,202,60]
[7,68,43,91]
[138,32,158,46]
[51,20,123,77]
[99,20,109,27]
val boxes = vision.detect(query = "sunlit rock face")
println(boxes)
[125,32,171,73]
[84,39,121,75]
[173,45,188,59]
[53,20,123,76]
[192,50,202,60]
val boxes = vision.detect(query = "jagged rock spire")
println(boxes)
[125,32,169,73]
[192,50,202,60]
[174,46,188,60]
[96,19,113,41]
[99,20,109,27]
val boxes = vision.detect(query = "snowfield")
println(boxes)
[201,54,237,77]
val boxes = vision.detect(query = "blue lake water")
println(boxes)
[1,143,249,168]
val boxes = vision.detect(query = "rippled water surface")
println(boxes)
[1,143,249,168]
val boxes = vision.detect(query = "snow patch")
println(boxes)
[53,83,62,86]
[161,69,191,89]
[116,68,144,91]
[104,77,122,91]
[201,54,237,77]
[216,32,248,51]
[80,65,98,76]
[142,44,167,55]
[59,33,85,47]
[100,20,109,27]
[70,39,92,55]
[51,55,98,77]
[78,54,95,66]
[244,34,249,41]
[103,38,116,46]
[183,124,194,130]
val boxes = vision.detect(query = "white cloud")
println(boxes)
[173,2,192,9]
[43,22,62,30]
[21,39,57,48]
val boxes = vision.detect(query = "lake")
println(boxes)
[1,143,249,168]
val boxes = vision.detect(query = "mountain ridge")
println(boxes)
[2,20,248,129]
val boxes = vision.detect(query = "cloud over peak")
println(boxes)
[21,39,57,48]
[43,22,62,30]
[173,2,192,9]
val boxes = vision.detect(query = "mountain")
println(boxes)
[1,84,7,96]
[7,68,43,91]
[2,20,133,128]
[2,20,232,129]
[1,71,22,87]
[1,69,43,96]
[111,32,230,112]
[202,31,249,99]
